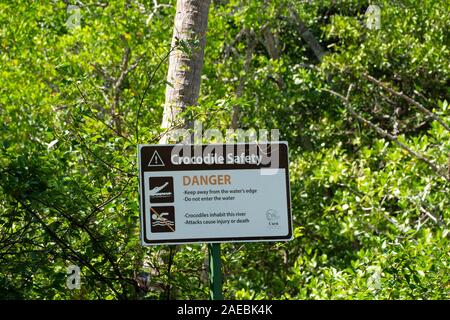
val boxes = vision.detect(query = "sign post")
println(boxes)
[138,142,292,298]
[208,243,223,300]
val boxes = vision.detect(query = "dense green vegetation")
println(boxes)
[1,0,449,299]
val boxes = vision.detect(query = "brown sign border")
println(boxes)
[138,142,292,245]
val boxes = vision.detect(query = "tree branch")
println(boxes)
[232,28,256,129]
[289,4,326,62]
[135,47,173,143]
[17,199,125,299]
[323,86,450,182]
[74,83,133,143]
[363,73,450,133]
[261,23,285,90]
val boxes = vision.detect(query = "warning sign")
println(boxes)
[138,142,292,245]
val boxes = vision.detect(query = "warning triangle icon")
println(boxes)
[148,150,165,167]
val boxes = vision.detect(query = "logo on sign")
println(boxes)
[266,209,280,228]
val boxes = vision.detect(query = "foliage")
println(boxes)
[0,0,449,299]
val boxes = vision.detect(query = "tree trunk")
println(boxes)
[148,0,211,299]
[160,0,211,142]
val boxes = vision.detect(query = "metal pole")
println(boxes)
[208,243,223,300]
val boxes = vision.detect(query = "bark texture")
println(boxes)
[161,0,211,141]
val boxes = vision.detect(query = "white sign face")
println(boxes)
[138,142,292,245]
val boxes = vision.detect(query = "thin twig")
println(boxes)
[135,47,174,144]
[363,73,450,133]
[16,199,124,299]
[419,206,439,224]
[74,83,133,143]
[322,86,449,182]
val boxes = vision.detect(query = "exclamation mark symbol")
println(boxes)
[148,150,165,167]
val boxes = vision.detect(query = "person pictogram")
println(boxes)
[150,206,175,232]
